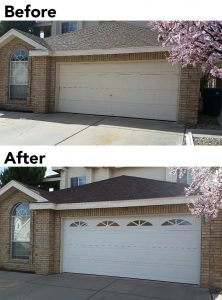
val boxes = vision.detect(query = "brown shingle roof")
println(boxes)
[15,29,50,49]
[44,21,160,51]
[32,175,186,204]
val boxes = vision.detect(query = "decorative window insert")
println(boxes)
[97,221,119,227]
[127,220,152,226]
[162,219,191,226]
[11,203,30,260]
[10,50,28,101]
[62,21,78,34]
[70,221,88,227]
[70,176,86,187]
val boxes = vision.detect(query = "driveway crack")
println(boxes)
[54,116,108,145]
[85,278,118,300]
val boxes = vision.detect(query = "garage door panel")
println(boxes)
[62,215,200,284]
[60,73,179,91]
[58,61,180,121]
[60,87,178,104]
[59,98,177,120]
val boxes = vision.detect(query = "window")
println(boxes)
[70,221,88,227]
[11,203,30,259]
[71,176,86,187]
[10,50,28,101]
[162,219,191,226]
[177,169,192,184]
[127,220,152,226]
[62,21,77,34]
[97,221,119,227]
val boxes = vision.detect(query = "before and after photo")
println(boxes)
[0,17,221,300]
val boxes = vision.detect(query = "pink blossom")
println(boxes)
[170,167,222,220]
[152,21,222,78]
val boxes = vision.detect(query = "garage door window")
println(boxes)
[10,50,28,101]
[127,220,152,226]
[162,219,191,226]
[11,203,30,260]
[97,221,119,227]
[70,221,88,227]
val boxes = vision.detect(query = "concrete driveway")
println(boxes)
[0,111,184,145]
[0,271,210,300]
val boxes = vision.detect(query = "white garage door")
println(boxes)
[62,215,201,284]
[58,61,180,121]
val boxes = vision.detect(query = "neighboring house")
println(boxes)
[0,22,201,124]
[45,166,191,189]
[35,21,100,37]
[35,21,152,37]
[0,174,221,289]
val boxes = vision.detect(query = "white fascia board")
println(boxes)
[0,180,48,203]
[52,46,172,57]
[0,29,47,50]
[29,50,52,56]
[29,196,196,211]
[29,45,172,57]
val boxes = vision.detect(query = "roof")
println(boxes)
[15,29,50,49]
[37,175,186,204]
[44,22,160,51]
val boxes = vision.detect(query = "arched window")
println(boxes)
[161,219,191,226]
[10,50,28,101]
[127,220,152,226]
[11,203,30,259]
[97,221,119,227]
[70,221,88,227]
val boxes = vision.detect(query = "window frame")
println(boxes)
[9,49,29,102]
[61,21,78,34]
[11,202,31,261]
[70,176,86,187]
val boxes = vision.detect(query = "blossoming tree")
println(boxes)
[171,167,222,220]
[152,21,222,78]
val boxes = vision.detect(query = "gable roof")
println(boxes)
[0,29,48,50]
[0,180,49,203]
[44,21,160,52]
[40,175,187,204]
[1,22,166,55]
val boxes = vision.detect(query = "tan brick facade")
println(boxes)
[0,37,201,124]
[1,192,222,288]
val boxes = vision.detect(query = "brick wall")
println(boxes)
[201,211,222,288]
[31,56,52,113]
[34,210,55,274]
[178,66,201,124]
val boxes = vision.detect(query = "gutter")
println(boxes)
[185,129,194,146]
